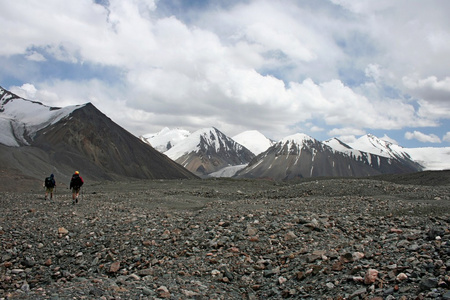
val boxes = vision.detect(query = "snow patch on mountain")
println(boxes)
[281,133,315,145]
[0,87,81,147]
[407,147,450,170]
[348,134,408,159]
[323,137,371,163]
[232,130,274,155]
[140,127,190,152]
[209,164,248,178]
[165,127,229,161]
[329,134,449,171]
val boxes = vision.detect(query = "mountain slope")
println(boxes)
[324,137,423,174]
[165,127,255,177]
[345,134,424,171]
[0,87,197,189]
[0,87,80,147]
[31,103,197,180]
[236,133,422,180]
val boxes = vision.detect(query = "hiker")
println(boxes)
[43,174,56,200]
[70,171,84,204]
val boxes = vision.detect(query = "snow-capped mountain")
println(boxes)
[348,134,412,161]
[0,86,197,185]
[165,127,255,177]
[0,87,80,147]
[325,136,422,174]
[140,127,190,152]
[326,134,449,171]
[232,130,275,155]
[235,133,422,180]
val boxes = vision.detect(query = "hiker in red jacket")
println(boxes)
[70,171,84,204]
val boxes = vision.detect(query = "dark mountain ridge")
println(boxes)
[32,103,197,181]
[0,87,197,191]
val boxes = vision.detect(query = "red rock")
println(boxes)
[58,227,69,237]
[109,261,120,273]
[332,261,344,271]
[157,285,171,298]
[352,252,364,261]
[364,269,378,284]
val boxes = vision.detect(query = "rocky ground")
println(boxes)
[1,172,449,299]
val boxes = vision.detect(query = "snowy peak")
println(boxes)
[166,127,248,160]
[349,134,392,157]
[0,86,82,147]
[232,130,274,155]
[165,127,255,177]
[274,133,321,155]
[0,86,21,104]
[348,134,411,160]
[140,127,190,152]
[280,133,316,145]
[323,137,353,152]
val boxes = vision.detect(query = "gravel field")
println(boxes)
[1,174,449,299]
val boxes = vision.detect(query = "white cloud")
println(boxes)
[309,126,324,133]
[405,131,441,144]
[25,51,46,62]
[403,75,450,103]
[1,0,450,144]
[443,132,450,143]
[10,84,37,99]
[328,127,365,137]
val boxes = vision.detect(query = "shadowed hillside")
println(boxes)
[0,101,197,192]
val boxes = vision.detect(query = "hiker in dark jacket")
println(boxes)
[70,171,84,204]
[43,174,56,200]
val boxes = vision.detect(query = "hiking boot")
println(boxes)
[75,197,78,203]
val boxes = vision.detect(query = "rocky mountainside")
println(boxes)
[0,87,197,189]
[165,127,255,177]
[31,103,197,181]
[236,134,422,180]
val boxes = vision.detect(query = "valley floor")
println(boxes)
[1,175,449,299]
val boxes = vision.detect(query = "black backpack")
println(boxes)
[45,177,55,188]
[71,175,83,188]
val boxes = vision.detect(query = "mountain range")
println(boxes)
[1,85,449,187]
[141,128,450,180]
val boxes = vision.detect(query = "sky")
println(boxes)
[1,0,450,148]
